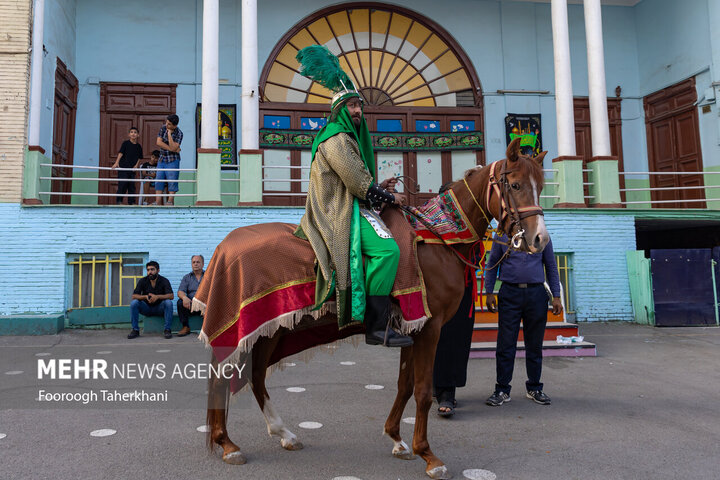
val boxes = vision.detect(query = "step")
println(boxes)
[469,340,597,358]
[471,322,579,343]
[474,308,566,324]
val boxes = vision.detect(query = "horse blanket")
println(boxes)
[194,207,430,368]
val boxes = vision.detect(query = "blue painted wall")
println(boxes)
[635,0,712,95]
[31,0,720,181]
[545,213,636,322]
[0,204,634,322]
[37,0,77,154]
[54,0,649,174]
[634,0,719,171]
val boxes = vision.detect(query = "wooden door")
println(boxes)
[99,83,176,204]
[644,78,704,208]
[51,59,78,204]
[573,98,624,204]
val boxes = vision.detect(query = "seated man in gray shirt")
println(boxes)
[176,255,205,337]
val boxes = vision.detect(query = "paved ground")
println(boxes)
[1,322,719,480]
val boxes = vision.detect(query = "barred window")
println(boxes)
[68,254,147,308]
[554,253,574,314]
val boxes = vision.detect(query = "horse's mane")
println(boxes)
[456,154,545,191]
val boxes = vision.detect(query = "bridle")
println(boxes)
[399,157,545,270]
[485,159,544,249]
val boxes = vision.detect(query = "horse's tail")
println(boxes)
[206,352,230,452]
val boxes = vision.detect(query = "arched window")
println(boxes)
[259,3,484,206]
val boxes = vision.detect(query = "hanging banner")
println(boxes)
[196,104,237,166]
[505,113,542,156]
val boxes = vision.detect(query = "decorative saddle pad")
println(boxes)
[403,189,481,245]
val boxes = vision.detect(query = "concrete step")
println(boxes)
[474,307,565,324]
[472,322,579,343]
[469,339,597,358]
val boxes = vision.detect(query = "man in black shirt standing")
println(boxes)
[128,261,174,339]
[112,126,143,205]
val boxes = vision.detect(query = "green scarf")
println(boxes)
[309,104,375,325]
[311,105,376,182]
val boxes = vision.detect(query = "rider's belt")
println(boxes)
[503,282,543,289]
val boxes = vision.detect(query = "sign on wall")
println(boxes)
[196,104,237,166]
[505,113,542,156]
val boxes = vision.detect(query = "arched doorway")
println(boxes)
[259,2,484,206]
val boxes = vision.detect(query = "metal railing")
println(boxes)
[581,168,596,200]
[541,169,560,200]
[618,171,717,207]
[38,164,198,203]
[260,165,311,197]
[252,166,571,203]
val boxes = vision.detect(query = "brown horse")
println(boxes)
[204,138,548,479]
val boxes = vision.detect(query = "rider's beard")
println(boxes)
[148,273,158,280]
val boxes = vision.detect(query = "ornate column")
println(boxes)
[551,0,585,208]
[196,0,222,206]
[584,0,621,207]
[238,0,263,206]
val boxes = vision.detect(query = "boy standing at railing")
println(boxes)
[155,114,183,206]
[137,150,159,205]
[112,126,143,205]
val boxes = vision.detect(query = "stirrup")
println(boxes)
[381,318,413,348]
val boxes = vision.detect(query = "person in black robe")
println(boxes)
[432,182,479,417]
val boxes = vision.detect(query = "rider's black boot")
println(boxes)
[364,295,414,348]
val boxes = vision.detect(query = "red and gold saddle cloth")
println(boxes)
[194,207,430,377]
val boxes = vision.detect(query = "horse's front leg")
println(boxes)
[411,320,451,480]
[207,355,246,464]
[384,345,416,460]
[251,334,304,451]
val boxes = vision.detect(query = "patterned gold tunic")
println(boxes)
[296,132,374,326]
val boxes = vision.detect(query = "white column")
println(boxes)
[241,0,259,150]
[709,0,720,83]
[28,0,45,147]
[708,0,720,147]
[551,0,577,157]
[201,0,219,149]
[584,0,611,157]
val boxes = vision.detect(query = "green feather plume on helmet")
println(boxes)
[296,45,360,110]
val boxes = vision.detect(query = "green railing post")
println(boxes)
[552,156,585,208]
[238,149,263,206]
[195,149,222,206]
[587,156,621,208]
[22,146,50,205]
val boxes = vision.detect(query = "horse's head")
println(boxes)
[487,138,549,254]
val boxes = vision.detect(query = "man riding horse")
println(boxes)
[293,45,413,348]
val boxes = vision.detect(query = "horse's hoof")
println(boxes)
[392,441,416,460]
[427,465,451,479]
[281,439,304,451]
[222,450,247,465]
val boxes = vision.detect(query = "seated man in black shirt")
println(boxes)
[127,261,174,339]
[112,126,143,205]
